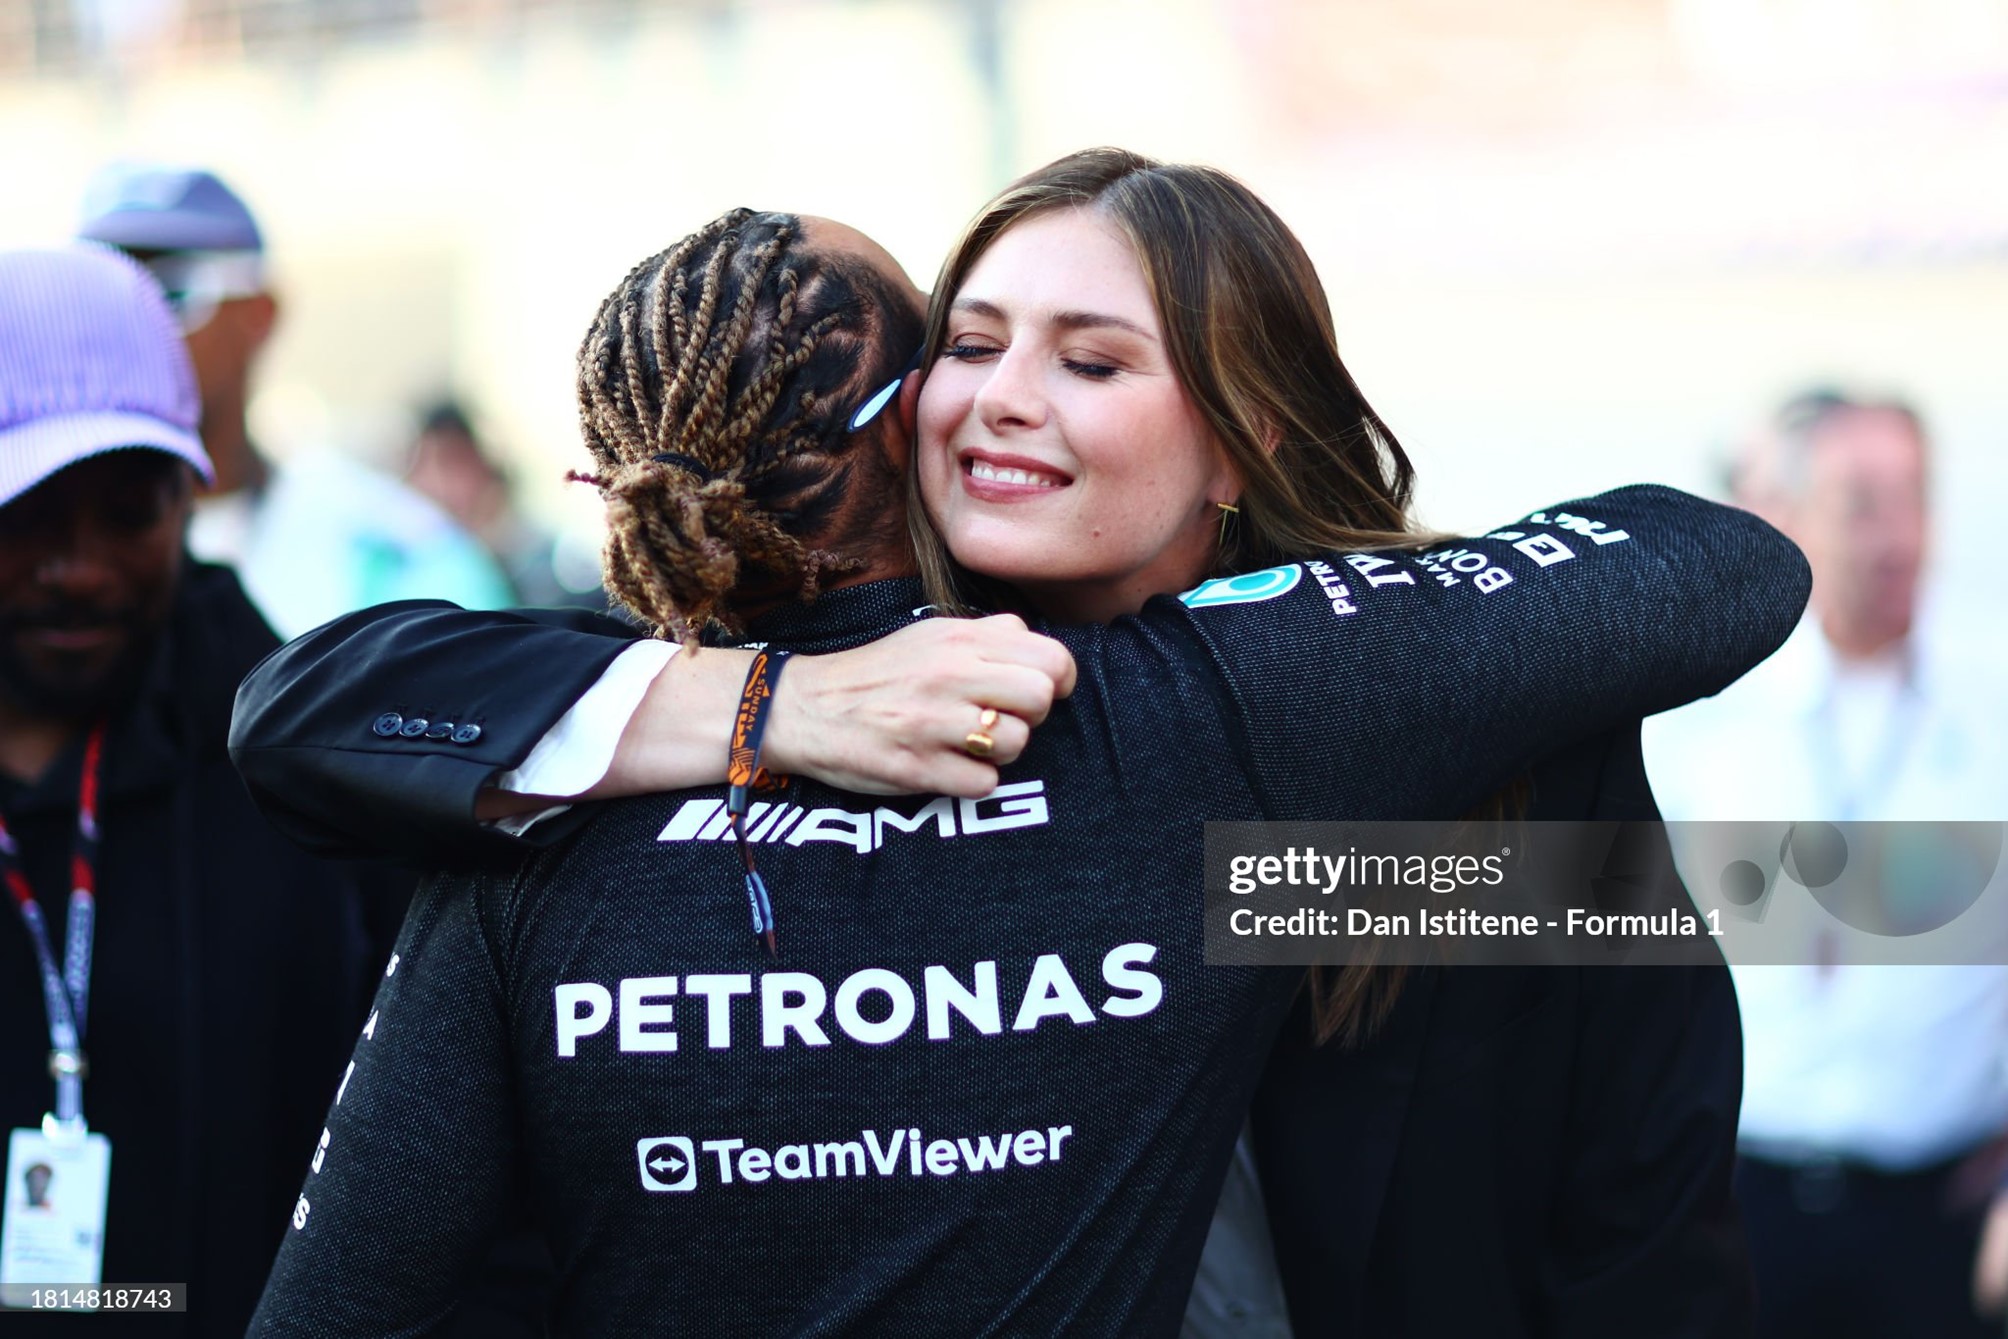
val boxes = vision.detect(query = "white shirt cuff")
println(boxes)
[491,803,572,838]
[492,639,678,814]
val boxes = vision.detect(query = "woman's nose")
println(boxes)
[972,346,1048,433]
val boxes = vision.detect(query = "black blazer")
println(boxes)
[1257,727,1753,1337]
[230,607,1754,1337]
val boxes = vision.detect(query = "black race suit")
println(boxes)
[243,488,1808,1336]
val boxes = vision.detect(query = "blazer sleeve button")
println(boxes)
[451,724,483,745]
[372,712,403,737]
[425,721,454,740]
[399,717,430,738]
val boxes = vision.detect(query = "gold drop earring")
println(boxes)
[1215,500,1240,549]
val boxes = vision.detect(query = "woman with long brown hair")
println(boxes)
[911,147,1421,623]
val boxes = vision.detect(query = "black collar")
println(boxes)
[725,578,933,656]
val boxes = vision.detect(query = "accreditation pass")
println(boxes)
[0,1125,112,1310]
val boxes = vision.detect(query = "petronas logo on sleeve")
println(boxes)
[1178,564,1302,609]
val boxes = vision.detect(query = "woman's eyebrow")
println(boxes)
[951,296,1156,340]
[950,296,1007,320]
[1051,309,1155,340]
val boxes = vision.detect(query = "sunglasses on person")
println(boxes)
[648,348,928,484]
[846,347,925,434]
[135,250,266,334]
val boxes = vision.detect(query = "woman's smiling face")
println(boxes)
[915,208,1237,623]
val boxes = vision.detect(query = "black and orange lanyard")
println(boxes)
[727,649,791,955]
[0,722,106,1132]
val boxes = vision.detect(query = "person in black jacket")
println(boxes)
[240,184,1792,1334]
[1251,728,1748,1336]
[0,247,364,1336]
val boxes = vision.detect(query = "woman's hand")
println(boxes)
[534,616,1076,812]
[765,616,1077,797]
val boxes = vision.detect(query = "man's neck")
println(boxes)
[0,699,78,786]
[200,400,268,498]
[1820,613,1911,668]
[734,554,919,625]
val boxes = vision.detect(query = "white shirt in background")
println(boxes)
[1643,616,2008,1170]
[190,450,514,639]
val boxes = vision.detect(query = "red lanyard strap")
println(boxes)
[0,721,106,1129]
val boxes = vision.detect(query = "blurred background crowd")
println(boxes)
[4,0,2006,637]
[4,1,2008,1335]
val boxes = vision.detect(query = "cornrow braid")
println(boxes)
[571,210,917,645]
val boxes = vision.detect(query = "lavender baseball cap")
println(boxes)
[78,165,264,254]
[0,243,213,510]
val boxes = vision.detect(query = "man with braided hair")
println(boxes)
[244,208,1794,1335]
[568,209,918,645]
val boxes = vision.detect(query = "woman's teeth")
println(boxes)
[970,461,1062,488]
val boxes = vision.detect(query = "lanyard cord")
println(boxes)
[1807,668,1922,823]
[0,721,106,1130]
[726,649,792,956]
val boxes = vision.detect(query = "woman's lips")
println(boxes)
[959,451,1071,502]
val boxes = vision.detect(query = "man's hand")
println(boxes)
[765,616,1077,797]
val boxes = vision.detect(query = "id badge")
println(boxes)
[0,1126,112,1311]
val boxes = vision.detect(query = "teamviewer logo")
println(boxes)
[637,1136,697,1192]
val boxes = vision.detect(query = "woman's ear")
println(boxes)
[1257,414,1283,457]
[1209,429,1253,505]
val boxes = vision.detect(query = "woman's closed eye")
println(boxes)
[1060,356,1119,380]
[942,338,1121,379]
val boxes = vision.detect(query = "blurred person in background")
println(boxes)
[1644,388,2008,1339]
[404,399,605,609]
[77,164,514,639]
[75,173,555,1331]
[0,244,364,1336]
